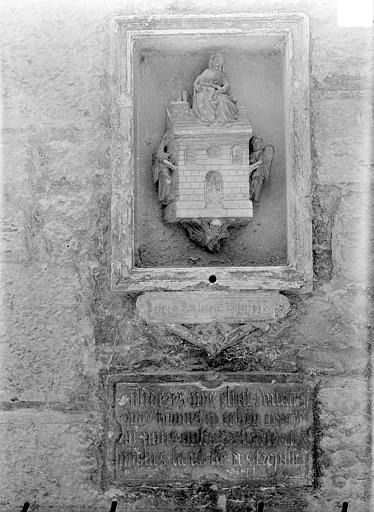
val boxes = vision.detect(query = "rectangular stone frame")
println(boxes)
[110,14,312,293]
[103,372,316,488]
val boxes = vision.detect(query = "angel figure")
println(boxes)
[152,133,176,206]
[248,135,274,202]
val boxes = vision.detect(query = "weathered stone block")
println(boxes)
[136,291,290,324]
[111,12,312,291]
[104,373,315,488]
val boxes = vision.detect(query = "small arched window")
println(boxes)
[205,171,223,207]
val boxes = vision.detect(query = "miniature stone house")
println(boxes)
[164,95,254,224]
[3,5,373,512]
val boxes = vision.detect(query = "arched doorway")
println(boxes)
[205,171,223,208]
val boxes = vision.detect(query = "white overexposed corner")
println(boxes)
[337,0,373,26]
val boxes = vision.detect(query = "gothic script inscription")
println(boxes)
[112,377,314,486]
[136,291,290,324]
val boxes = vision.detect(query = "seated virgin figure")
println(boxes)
[192,53,239,125]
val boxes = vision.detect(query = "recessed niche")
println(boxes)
[133,36,287,267]
[110,14,312,292]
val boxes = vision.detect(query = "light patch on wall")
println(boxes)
[337,0,373,26]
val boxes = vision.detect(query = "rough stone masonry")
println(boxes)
[0,1,373,512]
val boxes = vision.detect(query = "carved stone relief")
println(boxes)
[111,14,312,292]
[153,53,274,252]
[136,291,290,356]
[106,374,314,487]
[231,144,243,164]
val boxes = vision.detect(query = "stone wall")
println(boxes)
[1,1,373,511]
[135,45,287,266]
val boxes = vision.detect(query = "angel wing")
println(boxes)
[262,145,274,181]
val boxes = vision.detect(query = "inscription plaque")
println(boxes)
[136,291,290,324]
[107,374,314,487]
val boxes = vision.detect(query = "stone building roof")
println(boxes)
[166,100,253,138]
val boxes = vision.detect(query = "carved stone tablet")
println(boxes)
[106,374,314,487]
[136,291,290,324]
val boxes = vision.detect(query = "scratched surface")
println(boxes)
[110,378,314,486]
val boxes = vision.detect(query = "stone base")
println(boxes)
[164,202,253,223]
[179,217,249,252]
